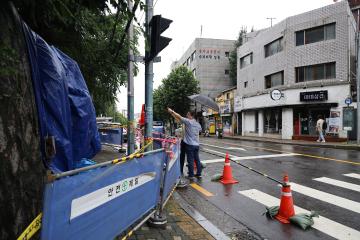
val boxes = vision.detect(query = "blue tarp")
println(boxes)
[41,151,165,240]
[162,141,181,199]
[22,23,101,172]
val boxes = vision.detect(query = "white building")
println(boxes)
[172,38,235,98]
[236,1,357,140]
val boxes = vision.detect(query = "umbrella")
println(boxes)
[188,94,219,112]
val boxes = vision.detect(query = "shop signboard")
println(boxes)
[270,89,283,100]
[220,99,232,114]
[328,111,340,134]
[234,96,242,112]
[300,90,328,102]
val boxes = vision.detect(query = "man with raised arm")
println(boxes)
[167,107,202,180]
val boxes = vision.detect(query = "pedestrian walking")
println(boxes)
[167,107,202,180]
[316,115,326,143]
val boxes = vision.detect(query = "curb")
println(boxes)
[173,192,230,240]
[219,136,360,151]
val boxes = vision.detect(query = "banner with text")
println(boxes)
[41,151,165,240]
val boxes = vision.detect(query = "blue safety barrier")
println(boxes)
[41,150,165,240]
[162,141,181,201]
[98,127,123,146]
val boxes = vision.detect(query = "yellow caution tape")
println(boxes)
[17,213,42,240]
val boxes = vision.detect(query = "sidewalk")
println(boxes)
[128,196,215,240]
[218,135,360,151]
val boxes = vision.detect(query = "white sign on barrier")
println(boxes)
[70,172,156,220]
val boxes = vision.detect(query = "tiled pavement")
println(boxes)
[128,196,214,240]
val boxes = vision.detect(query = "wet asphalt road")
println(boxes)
[176,137,360,240]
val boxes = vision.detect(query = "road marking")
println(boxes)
[226,147,247,151]
[290,182,360,214]
[344,173,360,180]
[190,183,214,197]
[201,145,298,163]
[202,158,225,164]
[238,189,360,240]
[313,177,360,193]
[201,139,360,166]
[201,148,237,158]
[232,153,298,161]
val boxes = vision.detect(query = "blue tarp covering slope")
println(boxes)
[22,23,101,172]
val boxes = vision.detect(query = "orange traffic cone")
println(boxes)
[139,104,145,127]
[220,153,238,185]
[275,174,295,224]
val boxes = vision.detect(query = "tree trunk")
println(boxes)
[0,3,45,239]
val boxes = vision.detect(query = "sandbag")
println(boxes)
[289,211,319,230]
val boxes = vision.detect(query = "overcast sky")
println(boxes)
[116,0,335,114]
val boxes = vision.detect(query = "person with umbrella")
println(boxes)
[167,107,202,180]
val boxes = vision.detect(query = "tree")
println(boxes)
[0,3,45,238]
[104,103,128,125]
[12,0,144,114]
[229,26,247,85]
[153,66,200,129]
[0,1,145,237]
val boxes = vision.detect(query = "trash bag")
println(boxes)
[263,206,279,219]
[211,173,223,181]
[289,211,319,230]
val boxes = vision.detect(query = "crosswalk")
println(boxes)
[238,173,360,240]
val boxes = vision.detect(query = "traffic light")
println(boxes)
[149,15,172,61]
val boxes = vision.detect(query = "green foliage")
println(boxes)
[153,66,200,122]
[13,0,144,114]
[229,26,247,85]
[104,103,128,125]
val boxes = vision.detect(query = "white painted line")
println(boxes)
[226,147,246,151]
[201,148,237,158]
[344,173,360,180]
[313,177,360,193]
[232,153,298,161]
[290,182,360,214]
[239,189,360,240]
[201,159,225,164]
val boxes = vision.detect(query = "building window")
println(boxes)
[226,93,230,99]
[191,51,196,62]
[296,23,335,46]
[265,71,284,89]
[240,53,253,69]
[295,62,335,82]
[186,57,190,66]
[265,37,283,57]
[244,81,248,88]
[225,51,230,57]
[192,68,196,77]
[225,69,229,75]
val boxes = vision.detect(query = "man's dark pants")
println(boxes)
[185,144,202,177]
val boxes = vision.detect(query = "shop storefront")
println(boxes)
[293,105,333,136]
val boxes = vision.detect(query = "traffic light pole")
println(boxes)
[127,0,135,154]
[357,33,360,144]
[145,0,154,151]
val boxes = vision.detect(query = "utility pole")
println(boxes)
[266,17,276,27]
[357,32,360,144]
[145,0,154,151]
[127,0,135,154]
